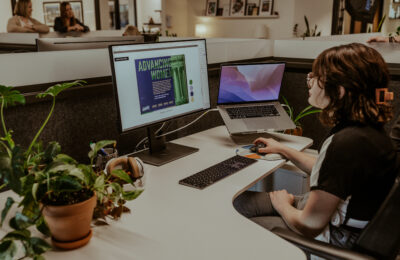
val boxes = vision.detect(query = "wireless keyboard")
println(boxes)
[179,155,257,189]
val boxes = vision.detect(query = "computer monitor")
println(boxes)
[36,36,144,51]
[109,39,210,166]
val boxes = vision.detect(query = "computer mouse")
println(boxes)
[250,142,267,154]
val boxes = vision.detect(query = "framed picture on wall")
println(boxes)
[43,2,60,27]
[246,3,256,16]
[259,0,273,16]
[206,0,218,16]
[230,0,245,16]
[70,1,84,23]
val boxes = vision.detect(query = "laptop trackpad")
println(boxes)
[245,120,278,130]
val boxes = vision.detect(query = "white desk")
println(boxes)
[1,126,312,259]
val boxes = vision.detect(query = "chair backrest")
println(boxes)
[354,176,400,259]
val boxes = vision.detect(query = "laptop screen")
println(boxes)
[217,63,285,104]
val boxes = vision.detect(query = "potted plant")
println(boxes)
[0,82,143,259]
[282,96,321,136]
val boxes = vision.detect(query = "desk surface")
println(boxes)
[1,126,312,259]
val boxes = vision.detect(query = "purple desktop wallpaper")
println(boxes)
[217,63,285,104]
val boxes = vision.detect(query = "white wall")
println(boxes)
[293,0,333,37]
[162,0,333,39]
[137,0,162,32]
[382,1,400,34]
[0,1,13,33]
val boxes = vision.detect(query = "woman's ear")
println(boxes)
[339,86,346,99]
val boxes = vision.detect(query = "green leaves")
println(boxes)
[0,240,17,260]
[30,237,52,255]
[36,80,85,99]
[51,175,82,193]
[43,142,61,163]
[282,96,321,127]
[294,106,322,125]
[122,189,143,201]
[1,197,15,227]
[9,213,32,230]
[3,229,31,241]
[88,140,116,163]
[35,216,50,237]
[0,85,25,108]
[2,146,26,195]
[111,169,133,184]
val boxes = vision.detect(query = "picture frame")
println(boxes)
[43,2,60,27]
[246,3,257,16]
[230,0,246,16]
[206,0,218,16]
[70,1,84,23]
[259,0,273,16]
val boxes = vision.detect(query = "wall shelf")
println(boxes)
[199,15,279,19]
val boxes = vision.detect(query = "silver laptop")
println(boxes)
[217,62,295,135]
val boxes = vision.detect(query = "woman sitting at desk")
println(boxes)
[54,2,89,33]
[7,0,49,33]
[234,43,397,249]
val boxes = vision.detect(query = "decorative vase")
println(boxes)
[284,126,303,136]
[42,193,97,250]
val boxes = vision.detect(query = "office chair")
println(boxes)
[272,176,400,260]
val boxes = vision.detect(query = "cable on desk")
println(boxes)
[157,108,219,138]
[134,108,219,152]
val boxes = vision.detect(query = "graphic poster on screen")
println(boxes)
[135,55,190,114]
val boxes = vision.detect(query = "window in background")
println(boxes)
[107,0,135,30]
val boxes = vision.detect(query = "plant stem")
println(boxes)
[1,99,7,136]
[27,97,55,155]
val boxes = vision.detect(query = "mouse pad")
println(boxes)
[236,145,284,161]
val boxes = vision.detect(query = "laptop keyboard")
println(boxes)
[178,155,257,189]
[226,105,280,119]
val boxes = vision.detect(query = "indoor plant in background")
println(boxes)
[282,96,321,136]
[0,82,143,259]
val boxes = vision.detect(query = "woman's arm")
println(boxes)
[254,137,317,174]
[30,18,49,33]
[75,19,90,32]
[7,17,34,33]
[270,189,341,238]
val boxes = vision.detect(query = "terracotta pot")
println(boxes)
[284,126,303,136]
[42,193,97,249]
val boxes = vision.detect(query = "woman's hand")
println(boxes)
[74,24,84,31]
[367,36,389,43]
[253,137,287,154]
[269,189,295,214]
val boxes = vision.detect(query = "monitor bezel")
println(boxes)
[216,61,286,106]
[109,39,211,135]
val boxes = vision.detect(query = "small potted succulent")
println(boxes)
[282,96,321,136]
[0,81,143,259]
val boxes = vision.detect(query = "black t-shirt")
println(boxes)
[310,122,397,222]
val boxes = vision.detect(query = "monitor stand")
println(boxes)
[131,125,199,166]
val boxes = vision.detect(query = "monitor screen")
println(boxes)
[110,39,210,133]
[217,63,285,104]
[36,36,144,51]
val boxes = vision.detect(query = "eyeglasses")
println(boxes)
[306,72,314,89]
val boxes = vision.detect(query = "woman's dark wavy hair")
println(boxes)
[60,2,76,26]
[312,43,392,127]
